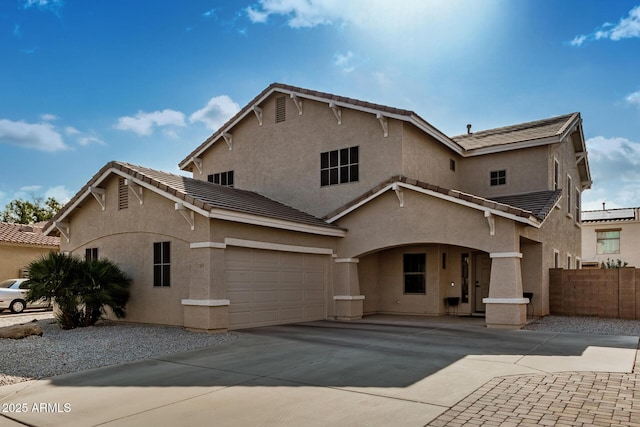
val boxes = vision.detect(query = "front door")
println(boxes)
[474,253,491,312]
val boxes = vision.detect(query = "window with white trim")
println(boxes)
[575,187,580,221]
[320,146,359,186]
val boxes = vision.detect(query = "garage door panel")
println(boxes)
[226,248,328,329]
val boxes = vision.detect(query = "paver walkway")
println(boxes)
[428,346,640,427]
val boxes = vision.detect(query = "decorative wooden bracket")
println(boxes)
[222,133,232,151]
[175,203,195,231]
[191,157,203,174]
[329,102,342,125]
[392,183,404,207]
[575,152,586,164]
[290,94,303,115]
[89,187,105,211]
[125,179,144,205]
[55,221,70,243]
[484,211,495,236]
[253,106,263,126]
[377,113,388,137]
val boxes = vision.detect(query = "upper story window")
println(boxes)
[275,96,286,123]
[321,146,359,187]
[118,177,128,210]
[597,230,620,254]
[575,187,580,221]
[553,159,559,190]
[208,170,234,187]
[490,170,506,186]
[450,159,456,172]
[567,175,572,215]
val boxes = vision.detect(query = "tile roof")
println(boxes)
[452,113,579,150]
[0,222,60,247]
[489,190,563,220]
[323,176,556,224]
[47,161,341,234]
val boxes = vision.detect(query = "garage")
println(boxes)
[225,247,329,329]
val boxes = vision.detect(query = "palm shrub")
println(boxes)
[25,252,131,329]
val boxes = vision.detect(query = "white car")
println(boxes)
[0,279,50,314]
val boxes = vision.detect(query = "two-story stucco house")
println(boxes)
[581,206,640,268]
[45,83,591,330]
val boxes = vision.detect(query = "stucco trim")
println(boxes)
[482,298,529,304]
[209,208,346,237]
[333,295,365,300]
[327,182,540,228]
[181,299,230,306]
[489,252,523,259]
[190,242,227,249]
[224,238,334,255]
[334,258,359,263]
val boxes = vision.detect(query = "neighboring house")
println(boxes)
[581,206,640,268]
[0,222,60,280]
[45,83,591,330]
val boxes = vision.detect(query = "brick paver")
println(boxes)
[428,347,640,427]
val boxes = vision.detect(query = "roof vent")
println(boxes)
[602,202,606,211]
[466,124,472,135]
[19,225,34,233]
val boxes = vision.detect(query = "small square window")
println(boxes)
[208,171,234,188]
[490,170,506,186]
[85,248,98,261]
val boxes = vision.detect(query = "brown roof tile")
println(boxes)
[323,176,552,224]
[0,222,60,247]
[452,113,579,150]
[46,161,341,234]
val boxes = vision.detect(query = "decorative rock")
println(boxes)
[0,323,43,339]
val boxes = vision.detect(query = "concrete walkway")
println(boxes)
[0,318,638,426]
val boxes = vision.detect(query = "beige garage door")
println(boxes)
[226,248,328,329]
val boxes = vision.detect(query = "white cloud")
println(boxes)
[626,90,640,108]
[582,136,640,209]
[203,8,216,18]
[40,113,58,121]
[189,95,240,130]
[19,185,42,192]
[65,126,80,135]
[334,51,355,73]
[44,185,72,203]
[115,109,186,136]
[570,5,640,46]
[13,24,22,38]
[0,119,68,151]
[77,136,104,146]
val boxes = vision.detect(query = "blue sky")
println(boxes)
[1,0,640,212]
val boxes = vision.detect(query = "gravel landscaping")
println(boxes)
[1,313,639,388]
[0,312,236,387]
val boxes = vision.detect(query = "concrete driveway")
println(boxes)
[1,318,637,427]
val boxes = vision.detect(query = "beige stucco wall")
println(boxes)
[401,124,462,189]
[359,244,470,316]
[581,220,640,268]
[0,243,57,281]
[60,172,341,327]
[194,94,405,218]
[459,145,549,198]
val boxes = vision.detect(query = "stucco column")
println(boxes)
[332,258,364,320]
[182,243,229,332]
[484,252,528,329]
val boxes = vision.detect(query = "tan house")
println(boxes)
[0,222,60,280]
[581,207,640,268]
[45,83,591,330]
